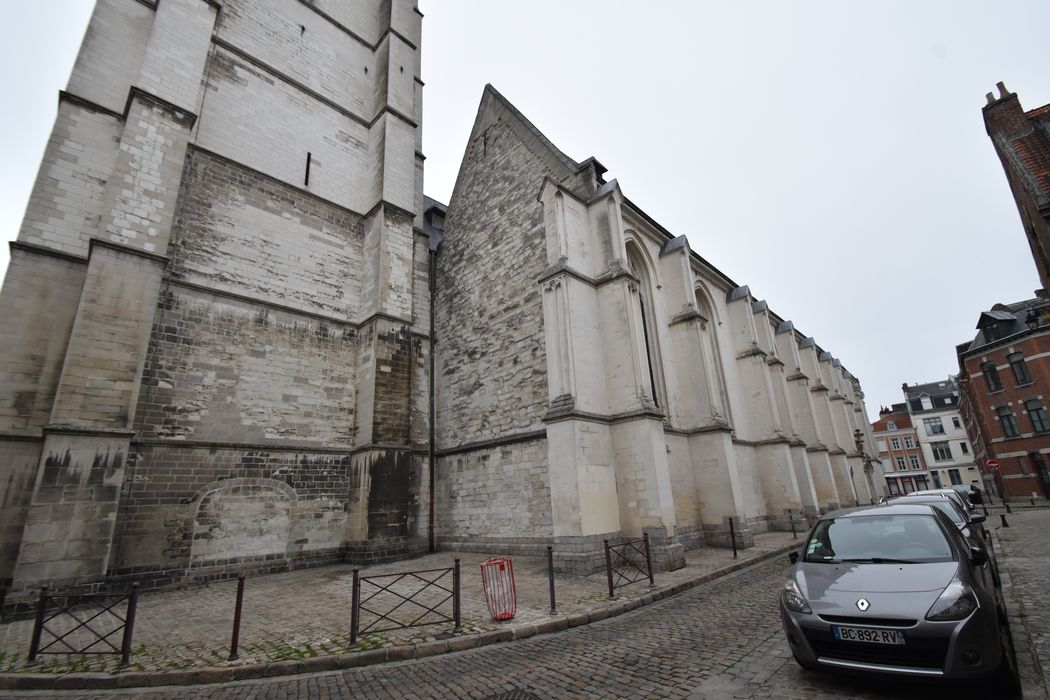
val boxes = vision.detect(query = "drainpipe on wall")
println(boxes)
[428,247,437,553]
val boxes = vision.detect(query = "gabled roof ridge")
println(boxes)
[480,84,579,177]
[1026,103,1050,119]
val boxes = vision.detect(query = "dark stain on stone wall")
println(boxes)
[372,325,413,445]
[366,450,416,540]
[41,448,123,490]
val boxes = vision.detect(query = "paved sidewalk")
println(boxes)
[994,507,1050,699]
[0,531,797,688]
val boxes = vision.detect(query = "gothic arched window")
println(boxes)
[626,243,665,408]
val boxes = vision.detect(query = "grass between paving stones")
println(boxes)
[0,619,491,674]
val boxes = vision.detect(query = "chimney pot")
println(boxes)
[986,92,995,105]
[997,81,1009,98]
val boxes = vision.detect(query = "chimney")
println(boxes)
[983,81,1027,137]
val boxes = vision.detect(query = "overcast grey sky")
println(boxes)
[2,1,1048,422]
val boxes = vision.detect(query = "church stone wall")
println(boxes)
[16,105,123,257]
[112,445,354,580]
[433,104,560,546]
[168,150,367,321]
[215,0,378,119]
[66,0,153,114]
[0,443,40,591]
[0,0,427,605]
[195,46,373,214]
[437,438,552,546]
[0,251,86,433]
[133,288,360,444]
[434,117,550,446]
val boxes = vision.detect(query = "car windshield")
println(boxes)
[804,513,956,564]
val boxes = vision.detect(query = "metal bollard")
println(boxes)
[790,510,797,540]
[982,505,989,517]
[26,586,49,664]
[604,539,615,599]
[546,545,558,615]
[350,569,360,645]
[643,532,655,587]
[1005,500,1013,514]
[453,558,462,634]
[729,517,738,559]
[1000,513,1010,528]
[119,584,139,668]
[228,574,246,661]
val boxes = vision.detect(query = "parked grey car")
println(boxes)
[780,504,1010,681]
[911,487,974,516]
[886,494,994,561]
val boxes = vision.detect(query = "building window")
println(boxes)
[960,442,969,454]
[952,416,961,429]
[1026,400,1050,433]
[924,417,944,435]
[1009,352,1032,385]
[948,468,962,485]
[910,456,921,470]
[886,421,896,430]
[888,480,901,496]
[931,441,952,461]
[890,438,900,449]
[904,436,914,448]
[921,397,933,410]
[982,362,1003,392]
[627,245,665,408]
[997,407,1020,438]
[895,457,905,470]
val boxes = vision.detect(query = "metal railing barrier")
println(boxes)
[27,584,139,667]
[603,533,654,598]
[350,559,461,644]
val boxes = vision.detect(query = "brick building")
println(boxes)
[957,300,1050,501]
[0,2,882,605]
[872,404,929,496]
[983,82,1050,291]
[952,84,1050,503]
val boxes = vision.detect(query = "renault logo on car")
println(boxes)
[856,598,870,611]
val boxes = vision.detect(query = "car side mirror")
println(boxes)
[789,551,799,564]
[969,546,988,566]
[969,514,986,524]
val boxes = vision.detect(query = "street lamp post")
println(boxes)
[853,429,875,505]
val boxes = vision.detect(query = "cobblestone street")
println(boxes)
[0,532,796,676]
[7,510,1050,699]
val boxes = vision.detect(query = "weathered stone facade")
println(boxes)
[0,2,883,604]
[433,87,880,573]
[0,0,428,607]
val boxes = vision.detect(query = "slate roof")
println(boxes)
[904,379,957,400]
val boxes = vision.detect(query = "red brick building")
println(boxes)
[984,82,1050,291]
[956,302,1050,501]
[872,404,929,496]
[960,84,1050,502]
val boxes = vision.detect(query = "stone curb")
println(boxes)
[992,527,1050,700]
[0,542,797,691]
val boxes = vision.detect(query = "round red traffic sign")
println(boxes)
[987,459,1000,470]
